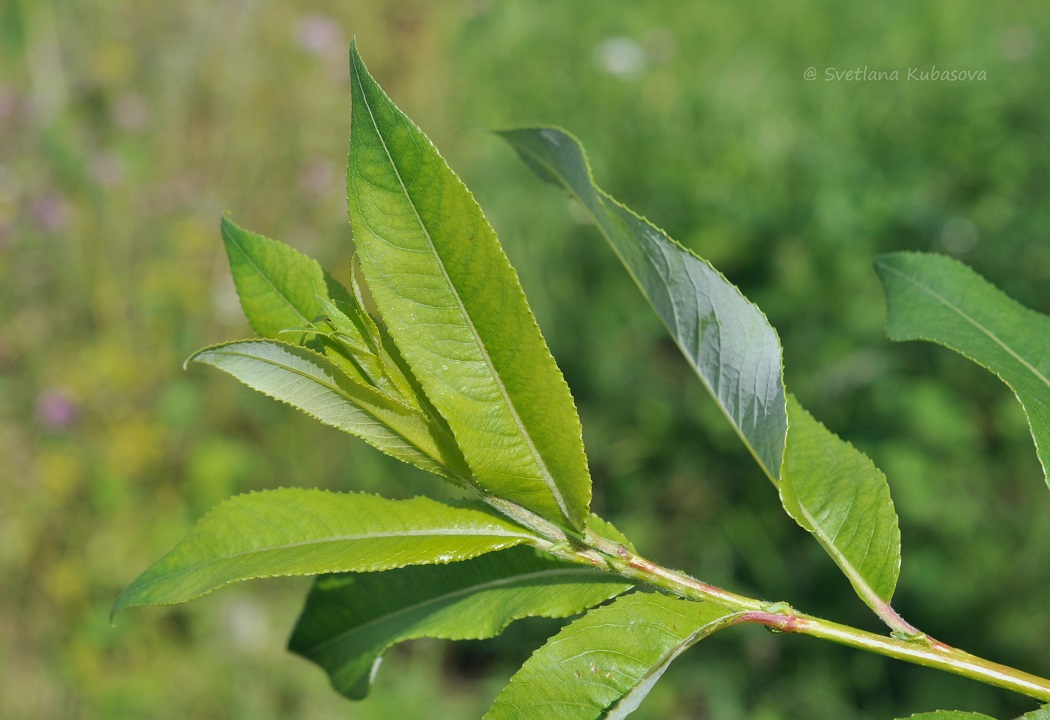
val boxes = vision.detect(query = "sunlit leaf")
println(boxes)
[347,41,591,531]
[499,127,786,477]
[876,252,1050,485]
[288,546,633,700]
[189,339,470,482]
[780,397,901,610]
[113,490,538,617]
[1021,705,1050,719]
[897,712,996,720]
[484,592,739,720]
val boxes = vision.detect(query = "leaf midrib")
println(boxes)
[126,526,534,596]
[353,82,572,522]
[880,260,1050,389]
[300,566,618,655]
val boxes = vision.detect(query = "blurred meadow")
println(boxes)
[3,1,1050,718]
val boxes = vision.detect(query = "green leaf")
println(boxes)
[113,490,538,617]
[780,396,901,611]
[484,592,739,720]
[897,712,996,720]
[1021,705,1050,719]
[347,41,591,531]
[288,546,633,700]
[502,127,904,622]
[498,127,786,478]
[876,252,1050,485]
[188,339,470,482]
[222,215,356,341]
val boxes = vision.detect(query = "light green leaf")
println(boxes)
[288,546,633,700]
[188,339,470,482]
[781,396,901,610]
[876,252,1050,485]
[897,712,996,720]
[503,127,904,622]
[498,127,786,478]
[1021,705,1050,719]
[484,592,739,720]
[347,41,591,531]
[113,490,538,617]
[222,215,356,341]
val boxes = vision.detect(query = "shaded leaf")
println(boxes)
[503,127,903,622]
[288,546,633,700]
[498,126,786,477]
[347,41,591,531]
[876,252,1050,484]
[189,339,470,482]
[484,592,739,720]
[781,397,901,610]
[113,490,537,617]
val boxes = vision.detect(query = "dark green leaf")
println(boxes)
[876,252,1050,485]
[498,127,786,477]
[347,42,591,531]
[189,339,470,482]
[484,592,739,720]
[113,490,537,617]
[288,546,633,700]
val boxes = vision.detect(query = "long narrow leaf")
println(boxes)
[189,339,470,482]
[499,127,786,477]
[876,252,1050,485]
[484,592,739,720]
[288,546,633,700]
[502,127,904,622]
[347,41,591,531]
[112,490,537,617]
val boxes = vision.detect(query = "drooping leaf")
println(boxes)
[113,490,537,617]
[347,41,591,531]
[876,252,1050,485]
[484,592,739,720]
[188,339,470,482]
[502,127,904,622]
[288,546,633,700]
[780,396,901,611]
[498,127,786,478]
[896,712,996,720]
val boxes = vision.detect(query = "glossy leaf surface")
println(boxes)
[484,592,738,719]
[289,546,633,700]
[499,127,786,477]
[347,42,591,530]
[113,490,537,616]
[189,340,469,481]
[876,252,1050,484]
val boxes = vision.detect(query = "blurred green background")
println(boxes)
[3,1,1049,718]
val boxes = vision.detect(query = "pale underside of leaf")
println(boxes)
[347,41,591,531]
[112,490,538,617]
[189,339,469,481]
[484,592,739,720]
[288,546,633,700]
[876,252,1050,485]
